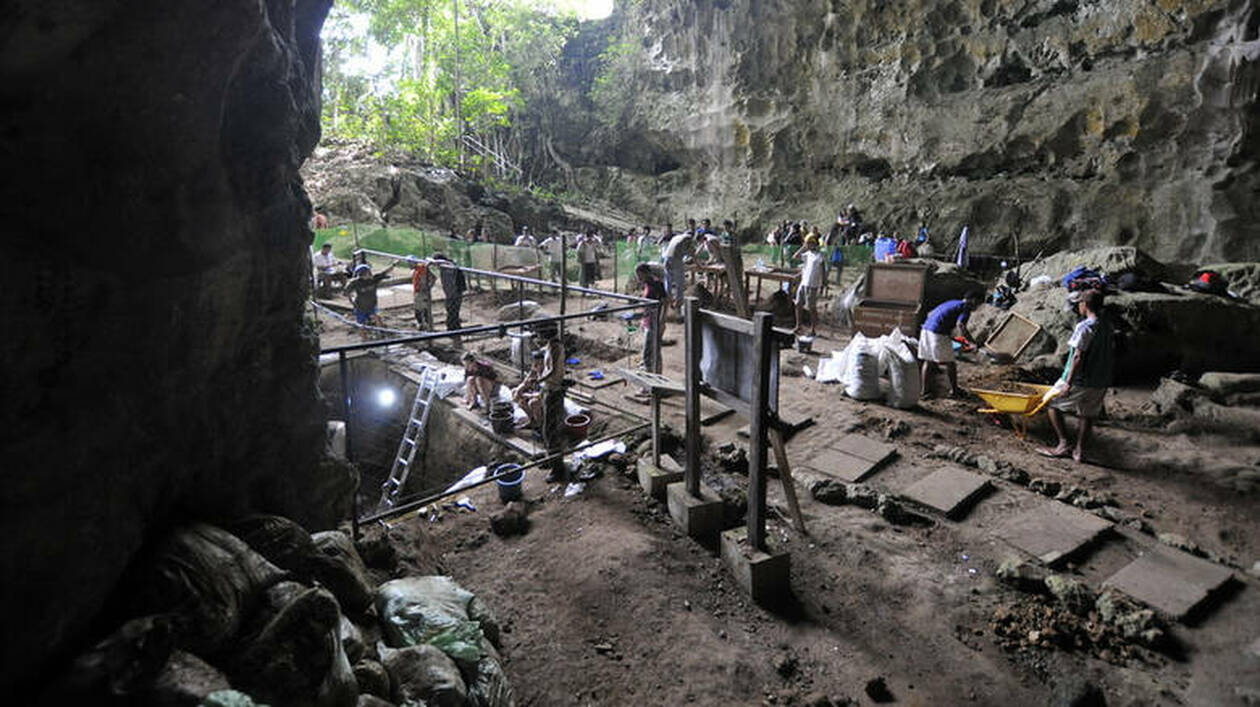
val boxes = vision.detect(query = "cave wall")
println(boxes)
[0,0,351,688]
[552,0,1260,263]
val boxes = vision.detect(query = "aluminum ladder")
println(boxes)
[378,366,439,510]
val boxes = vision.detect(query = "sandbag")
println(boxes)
[230,583,355,707]
[380,643,467,707]
[881,337,922,409]
[376,576,502,653]
[310,531,375,615]
[843,333,881,400]
[376,576,513,707]
[225,514,318,578]
[128,524,286,655]
[465,640,515,707]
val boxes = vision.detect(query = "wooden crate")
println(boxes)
[851,263,929,338]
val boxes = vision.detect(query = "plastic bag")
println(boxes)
[843,334,881,400]
[881,336,922,409]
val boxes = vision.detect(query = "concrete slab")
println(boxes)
[721,527,791,606]
[666,482,726,540]
[1103,544,1234,620]
[996,502,1112,567]
[803,448,881,483]
[833,433,898,463]
[636,455,683,500]
[901,468,991,519]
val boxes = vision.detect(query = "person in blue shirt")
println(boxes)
[1040,289,1114,463]
[918,291,983,398]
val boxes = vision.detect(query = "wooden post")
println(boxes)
[491,242,498,298]
[747,311,774,551]
[769,427,807,535]
[650,301,663,374]
[684,297,702,497]
[720,243,750,317]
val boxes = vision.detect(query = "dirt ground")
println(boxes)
[321,271,1260,706]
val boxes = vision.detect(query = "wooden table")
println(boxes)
[686,262,728,297]
[744,268,801,305]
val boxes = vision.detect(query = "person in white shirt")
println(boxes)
[790,235,826,336]
[577,231,602,289]
[312,243,345,293]
[661,230,693,314]
[539,232,566,282]
[513,226,537,249]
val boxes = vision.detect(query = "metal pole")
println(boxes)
[359,421,650,524]
[320,299,650,355]
[650,301,663,374]
[684,297,702,497]
[560,233,568,339]
[357,247,651,303]
[339,351,360,540]
[747,311,774,551]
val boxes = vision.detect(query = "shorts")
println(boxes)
[354,308,376,325]
[918,328,954,363]
[1050,385,1106,419]
[794,285,819,309]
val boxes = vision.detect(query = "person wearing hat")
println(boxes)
[790,233,826,336]
[919,290,983,398]
[409,256,435,331]
[1041,289,1113,463]
[345,259,398,332]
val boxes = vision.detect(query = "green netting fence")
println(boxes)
[316,225,876,295]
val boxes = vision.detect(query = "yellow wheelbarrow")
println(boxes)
[970,383,1058,440]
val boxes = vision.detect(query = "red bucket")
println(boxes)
[564,413,590,442]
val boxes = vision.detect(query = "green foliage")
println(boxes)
[590,36,640,126]
[322,1,578,173]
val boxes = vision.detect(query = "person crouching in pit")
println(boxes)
[462,352,501,412]
[918,290,982,399]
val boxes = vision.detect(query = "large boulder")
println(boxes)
[1018,246,1172,284]
[0,0,344,688]
[971,285,1260,380]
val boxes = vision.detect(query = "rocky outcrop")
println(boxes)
[0,0,350,689]
[542,0,1260,263]
[302,140,641,238]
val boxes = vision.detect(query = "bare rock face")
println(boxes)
[0,0,346,689]
[549,0,1260,262]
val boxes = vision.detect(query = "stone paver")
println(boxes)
[901,468,991,518]
[1104,544,1235,620]
[997,502,1112,567]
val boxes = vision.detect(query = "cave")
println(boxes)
[4,0,1260,705]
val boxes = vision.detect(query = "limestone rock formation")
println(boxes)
[541,0,1260,263]
[302,140,639,239]
[0,0,347,689]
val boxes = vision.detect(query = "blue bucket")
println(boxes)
[495,464,524,503]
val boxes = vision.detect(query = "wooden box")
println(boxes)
[851,263,929,337]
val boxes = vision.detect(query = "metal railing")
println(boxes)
[321,253,662,534]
